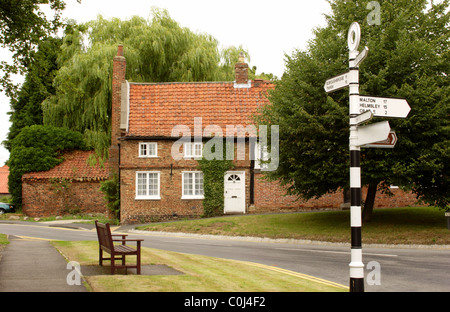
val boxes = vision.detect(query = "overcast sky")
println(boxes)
[0,0,332,166]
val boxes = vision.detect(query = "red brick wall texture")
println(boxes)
[253,173,422,212]
[22,180,107,217]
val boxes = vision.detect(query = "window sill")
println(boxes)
[181,195,204,200]
[135,196,161,200]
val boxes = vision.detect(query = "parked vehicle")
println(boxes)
[0,202,15,214]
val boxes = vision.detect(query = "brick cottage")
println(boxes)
[108,45,420,223]
[21,45,421,221]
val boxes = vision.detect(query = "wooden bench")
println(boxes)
[95,220,143,275]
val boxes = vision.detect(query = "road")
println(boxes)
[0,221,449,292]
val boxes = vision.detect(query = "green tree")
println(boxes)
[42,9,253,159]
[3,37,62,151]
[8,125,86,208]
[257,0,449,220]
[0,0,79,99]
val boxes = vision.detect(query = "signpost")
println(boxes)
[324,22,410,292]
[355,121,391,147]
[358,96,411,118]
[353,46,369,67]
[350,110,373,126]
[362,131,398,149]
[324,72,350,93]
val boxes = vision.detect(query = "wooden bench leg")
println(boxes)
[111,255,115,275]
[137,242,141,275]
[99,248,103,266]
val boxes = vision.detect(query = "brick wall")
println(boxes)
[120,167,204,223]
[253,173,423,212]
[118,139,424,223]
[22,179,108,217]
[119,139,252,223]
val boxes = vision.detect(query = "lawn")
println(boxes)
[137,207,450,245]
[52,240,347,292]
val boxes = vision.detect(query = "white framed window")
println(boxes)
[182,171,204,199]
[139,142,158,157]
[184,142,202,158]
[254,142,269,170]
[136,171,160,200]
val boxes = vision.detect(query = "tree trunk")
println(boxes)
[362,183,378,223]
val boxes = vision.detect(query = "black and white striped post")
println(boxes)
[348,22,365,292]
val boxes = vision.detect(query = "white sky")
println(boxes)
[0,0,332,165]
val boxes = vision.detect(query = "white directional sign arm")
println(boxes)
[351,46,369,68]
[358,96,411,118]
[356,121,391,146]
[324,72,349,93]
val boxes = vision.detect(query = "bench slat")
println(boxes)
[114,245,137,254]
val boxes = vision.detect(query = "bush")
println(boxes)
[100,174,120,220]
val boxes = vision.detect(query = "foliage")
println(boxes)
[99,174,120,220]
[256,0,449,211]
[8,125,87,208]
[42,9,255,160]
[198,141,234,217]
[0,0,78,98]
[3,37,62,152]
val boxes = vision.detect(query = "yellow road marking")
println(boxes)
[236,260,349,290]
[14,235,54,241]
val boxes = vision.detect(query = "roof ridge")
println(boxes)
[128,81,234,86]
[128,80,274,86]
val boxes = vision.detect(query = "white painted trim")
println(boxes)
[350,167,361,188]
[181,171,204,199]
[138,142,158,158]
[135,171,161,200]
[350,206,362,227]
[233,80,252,89]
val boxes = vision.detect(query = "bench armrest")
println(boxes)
[112,239,144,242]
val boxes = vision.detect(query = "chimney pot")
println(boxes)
[117,45,124,57]
[235,52,249,85]
[238,52,245,63]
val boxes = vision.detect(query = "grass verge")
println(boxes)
[52,240,347,292]
[0,234,8,245]
[137,207,450,245]
[0,234,9,262]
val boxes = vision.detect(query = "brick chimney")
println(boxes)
[235,52,249,85]
[109,45,126,176]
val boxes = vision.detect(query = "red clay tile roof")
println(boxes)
[0,165,9,194]
[126,80,274,138]
[22,150,109,181]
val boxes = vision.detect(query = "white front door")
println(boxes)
[224,171,246,214]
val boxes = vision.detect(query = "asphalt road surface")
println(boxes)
[0,221,449,292]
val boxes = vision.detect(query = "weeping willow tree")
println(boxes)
[42,8,253,159]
